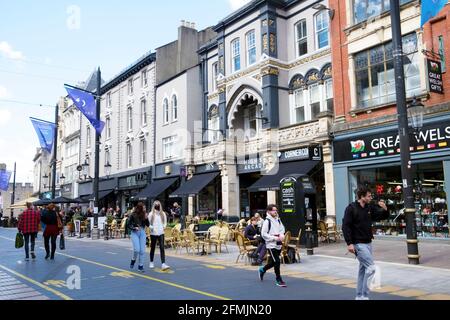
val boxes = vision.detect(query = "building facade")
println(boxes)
[32,148,51,198]
[330,0,450,238]
[0,182,34,218]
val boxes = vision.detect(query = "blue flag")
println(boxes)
[64,85,105,135]
[30,118,56,153]
[0,170,12,191]
[421,0,447,27]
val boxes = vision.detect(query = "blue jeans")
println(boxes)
[131,229,146,266]
[355,243,376,298]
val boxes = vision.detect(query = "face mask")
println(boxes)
[155,205,161,211]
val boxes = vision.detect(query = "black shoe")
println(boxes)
[50,254,55,260]
[31,252,36,260]
[45,254,50,260]
[130,260,136,269]
[138,265,144,273]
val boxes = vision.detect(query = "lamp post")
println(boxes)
[390,0,421,265]
[82,159,89,181]
[60,174,66,195]
[104,162,112,179]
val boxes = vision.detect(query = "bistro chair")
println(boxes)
[164,227,175,249]
[280,231,292,264]
[288,229,302,263]
[119,217,128,238]
[235,233,257,265]
[204,225,221,253]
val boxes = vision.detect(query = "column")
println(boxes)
[219,163,240,220]
[267,191,277,205]
[323,142,336,223]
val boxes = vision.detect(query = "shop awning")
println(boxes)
[133,177,178,201]
[78,190,115,202]
[170,172,220,198]
[247,161,319,192]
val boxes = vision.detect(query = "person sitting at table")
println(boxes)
[244,217,266,266]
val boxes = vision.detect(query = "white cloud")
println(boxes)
[0,85,9,98]
[228,0,252,10]
[0,41,25,60]
[0,109,12,125]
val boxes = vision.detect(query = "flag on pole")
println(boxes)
[421,0,448,27]
[30,118,56,153]
[64,85,105,135]
[0,170,12,191]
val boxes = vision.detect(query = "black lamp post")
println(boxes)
[104,162,112,179]
[82,159,89,180]
[390,0,422,264]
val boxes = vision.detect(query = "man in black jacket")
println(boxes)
[343,186,389,300]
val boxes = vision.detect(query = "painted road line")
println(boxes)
[0,265,73,301]
[393,289,430,298]
[202,264,226,270]
[418,294,450,300]
[372,285,404,294]
[53,251,231,300]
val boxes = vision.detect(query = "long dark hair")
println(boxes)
[134,202,146,221]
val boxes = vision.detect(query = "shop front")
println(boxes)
[333,115,450,238]
[77,178,118,209]
[118,170,150,212]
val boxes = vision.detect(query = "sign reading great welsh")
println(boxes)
[427,59,444,94]
[334,121,450,162]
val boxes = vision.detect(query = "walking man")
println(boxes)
[17,202,41,261]
[258,204,286,287]
[343,186,389,300]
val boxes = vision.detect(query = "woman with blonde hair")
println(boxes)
[148,200,170,270]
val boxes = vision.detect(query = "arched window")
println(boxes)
[163,98,169,124]
[171,95,178,122]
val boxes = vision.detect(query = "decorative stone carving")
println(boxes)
[261,66,279,76]
[269,34,276,54]
[263,34,268,52]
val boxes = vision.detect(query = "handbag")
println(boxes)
[59,234,66,250]
[15,232,24,249]
[57,214,63,230]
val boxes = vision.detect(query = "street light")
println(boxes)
[104,162,112,178]
[408,97,425,133]
[60,174,66,186]
[82,159,89,180]
[312,3,335,20]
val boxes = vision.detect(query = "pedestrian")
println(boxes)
[343,186,389,300]
[148,200,170,270]
[258,204,287,287]
[245,217,266,266]
[254,213,263,231]
[17,202,41,261]
[114,206,121,219]
[216,209,224,221]
[128,202,149,272]
[40,203,63,260]
[170,202,181,223]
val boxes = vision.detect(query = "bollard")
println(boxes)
[305,222,314,256]
[104,223,109,241]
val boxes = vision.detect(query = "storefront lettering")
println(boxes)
[371,127,450,150]
[284,148,309,159]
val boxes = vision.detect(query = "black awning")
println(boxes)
[170,172,220,198]
[133,177,178,201]
[247,161,319,192]
[79,190,115,202]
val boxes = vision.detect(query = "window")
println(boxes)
[245,104,260,139]
[127,106,133,131]
[439,36,446,72]
[294,89,305,123]
[140,139,147,165]
[127,144,132,168]
[86,126,91,148]
[212,63,218,91]
[353,0,412,24]
[105,150,110,166]
[106,117,111,139]
[324,79,334,112]
[163,136,177,160]
[231,39,241,73]
[106,92,112,108]
[315,11,329,50]
[142,70,148,87]
[246,31,256,66]
[208,105,220,143]
[309,83,321,120]
[296,19,308,57]
[163,98,169,124]
[128,78,134,95]
[141,99,147,126]
[171,95,178,121]
[354,33,420,109]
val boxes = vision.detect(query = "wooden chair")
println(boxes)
[164,227,175,249]
[318,221,337,243]
[288,229,302,263]
[185,230,208,255]
[235,233,257,264]
[109,219,118,239]
[119,217,128,238]
[280,231,292,264]
[204,225,221,253]
[174,229,189,254]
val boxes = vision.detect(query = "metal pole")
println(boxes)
[51,104,59,199]
[390,0,419,265]
[92,67,101,239]
[10,162,16,218]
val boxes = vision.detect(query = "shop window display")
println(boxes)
[350,162,448,238]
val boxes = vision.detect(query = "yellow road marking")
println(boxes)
[418,294,450,300]
[110,271,135,279]
[202,264,226,270]
[153,268,175,274]
[43,280,67,288]
[54,251,230,300]
[0,265,72,301]
[393,289,429,298]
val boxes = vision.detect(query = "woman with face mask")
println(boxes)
[148,200,170,270]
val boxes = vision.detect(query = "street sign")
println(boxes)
[427,59,444,94]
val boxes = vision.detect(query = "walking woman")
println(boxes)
[128,202,149,272]
[148,200,170,270]
[18,202,41,261]
[40,203,62,260]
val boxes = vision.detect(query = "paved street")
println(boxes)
[2,227,448,301]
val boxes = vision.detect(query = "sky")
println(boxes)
[0,0,252,183]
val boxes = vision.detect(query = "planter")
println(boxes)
[197,223,215,232]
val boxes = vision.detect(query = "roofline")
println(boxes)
[198,40,219,54]
[156,64,200,88]
[100,52,156,94]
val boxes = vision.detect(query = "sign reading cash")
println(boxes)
[280,177,296,214]
[427,59,444,94]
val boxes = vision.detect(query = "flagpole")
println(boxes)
[51,104,59,199]
[10,162,16,218]
[92,67,101,240]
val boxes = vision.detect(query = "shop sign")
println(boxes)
[427,59,444,94]
[334,121,450,162]
[196,163,219,174]
[280,177,296,214]
[279,145,322,162]
[237,154,268,173]
[119,173,147,189]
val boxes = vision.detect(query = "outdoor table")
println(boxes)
[194,231,210,255]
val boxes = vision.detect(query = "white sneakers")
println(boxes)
[149,262,154,269]
[355,296,370,300]
[161,263,170,270]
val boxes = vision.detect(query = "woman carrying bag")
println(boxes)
[40,204,62,260]
[128,202,149,272]
[148,200,170,271]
